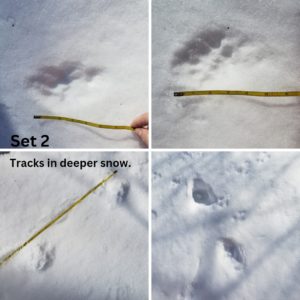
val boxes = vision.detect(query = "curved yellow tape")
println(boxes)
[174,90,300,97]
[0,171,117,268]
[34,115,134,131]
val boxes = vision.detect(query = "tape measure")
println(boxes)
[174,90,300,97]
[0,171,117,268]
[34,115,134,131]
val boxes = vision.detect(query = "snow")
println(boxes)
[0,0,148,148]
[152,0,300,148]
[0,152,148,299]
[152,151,300,300]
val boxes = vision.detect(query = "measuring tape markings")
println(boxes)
[174,90,300,97]
[34,115,134,131]
[0,170,117,268]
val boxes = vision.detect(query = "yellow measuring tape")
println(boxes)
[34,115,134,131]
[0,170,117,268]
[174,90,300,97]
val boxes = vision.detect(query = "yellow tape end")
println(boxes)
[174,92,184,97]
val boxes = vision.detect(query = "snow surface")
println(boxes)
[152,0,300,148]
[152,152,300,300]
[0,0,148,148]
[0,152,148,299]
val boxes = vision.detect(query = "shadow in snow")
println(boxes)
[0,103,15,148]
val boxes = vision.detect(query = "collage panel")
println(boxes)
[152,151,300,299]
[1,1,300,299]
[152,0,300,148]
[0,0,148,149]
[0,151,148,299]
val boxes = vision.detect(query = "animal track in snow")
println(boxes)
[171,25,249,69]
[32,243,56,271]
[116,181,130,205]
[216,194,230,208]
[172,27,226,67]
[171,176,181,184]
[256,152,271,164]
[232,210,247,221]
[152,210,158,219]
[171,25,254,86]
[105,180,131,209]
[220,44,234,58]
[26,61,102,96]
[235,160,252,175]
[153,171,162,180]
[191,176,217,205]
[221,238,246,267]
